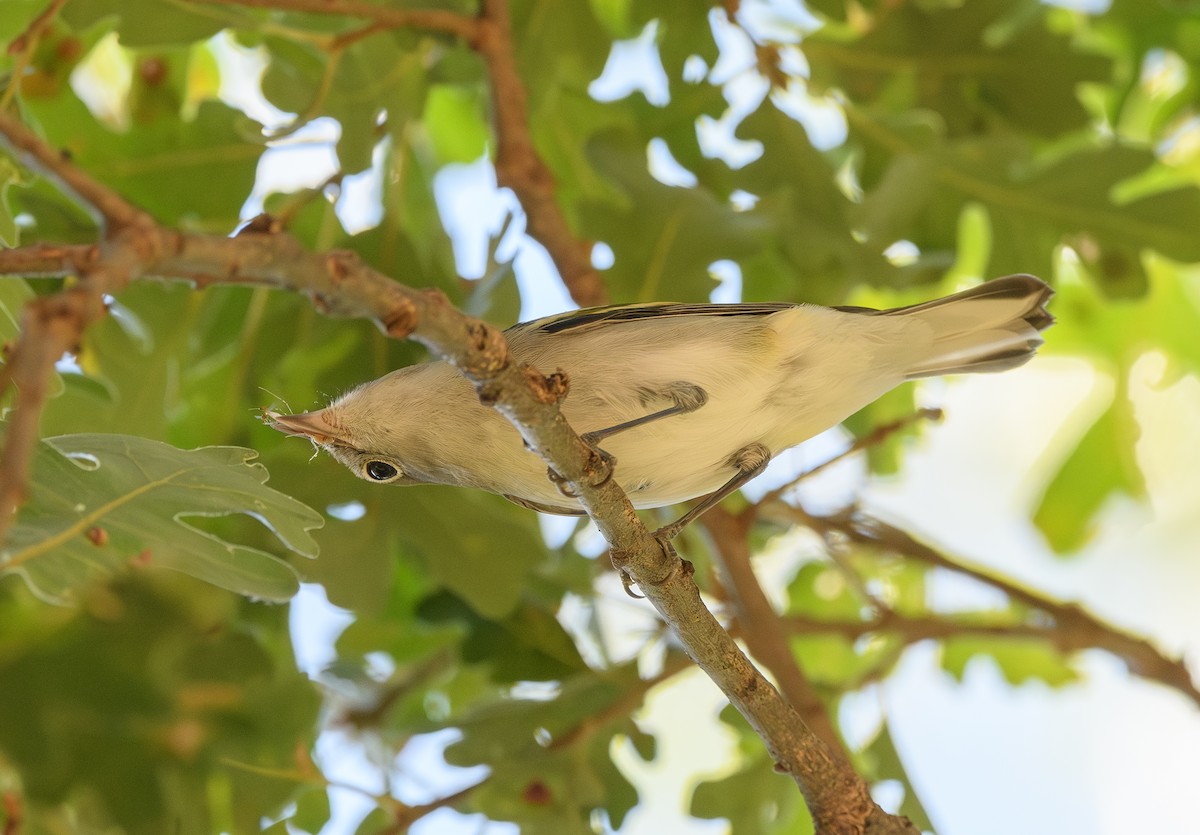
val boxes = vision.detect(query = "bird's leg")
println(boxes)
[548,382,708,498]
[653,442,771,540]
[581,381,708,447]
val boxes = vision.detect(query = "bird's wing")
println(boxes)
[502,493,587,516]
[509,301,796,336]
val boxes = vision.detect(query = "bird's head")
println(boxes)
[264,365,482,489]
[265,401,420,486]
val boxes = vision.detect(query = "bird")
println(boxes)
[268,274,1053,536]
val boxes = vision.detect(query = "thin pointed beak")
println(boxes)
[264,410,340,446]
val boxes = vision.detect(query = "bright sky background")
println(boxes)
[196,4,1200,833]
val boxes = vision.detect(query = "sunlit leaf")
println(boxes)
[942,635,1079,687]
[2,434,323,603]
[1034,394,1145,552]
[424,84,490,165]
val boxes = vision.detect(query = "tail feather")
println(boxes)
[856,274,1055,380]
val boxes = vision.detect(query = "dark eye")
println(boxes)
[365,460,399,481]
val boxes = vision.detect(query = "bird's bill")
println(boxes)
[264,409,340,446]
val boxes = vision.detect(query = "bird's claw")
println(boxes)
[618,569,643,599]
[546,439,616,497]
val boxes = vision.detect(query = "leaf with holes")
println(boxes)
[1,433,324,603]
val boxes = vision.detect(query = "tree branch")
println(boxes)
[192,0,609,307]
[1,789,21,835]
[702,506,849,761]
[0,110,147,231]
[378,779,487,835]
[473,0,607,307]
[0,242,98,276]
[0,113,914,833]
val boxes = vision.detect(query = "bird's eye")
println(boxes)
[364,460,399,482]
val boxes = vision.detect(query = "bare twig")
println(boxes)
[220,756,406,816]
[376,779,487,835]
[754,407,944,512]
[0,113,913,832]
[779,504,1200,707]
[193,0,609,307]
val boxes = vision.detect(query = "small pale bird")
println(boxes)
[269,274,1052,534]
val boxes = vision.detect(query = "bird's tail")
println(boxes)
[863,274,1055,380]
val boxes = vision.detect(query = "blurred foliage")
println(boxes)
[1,0,1198,833]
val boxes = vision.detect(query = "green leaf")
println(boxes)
[23,94,263,229]
[515,0,613,108]
[942,635,1079,686]
[64,0,228,47]
[735,106,899,302]
[589,0,634,37]
[1034,393,1144,552]
[1030,264,1200,551]
[787,562,865,620]
[691,752,814,835]
[855,123,1200,295]
[0,277,34,344]
[1105,0,1200,96]
[261,33,442,174]
[354,808,393,835]
[445,671,627,761]
[393,488,548,619]
[806,0,1112,137]
[424,84,490,164]
[839,385,921,475]
[0,573,320,835]
[418,590,587,683]
[579,128,772,302]
[628,0,719,78]
[859,723,934,831]
[289,787,332,834]
[2,434,324,603]
[444,667,645,833]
